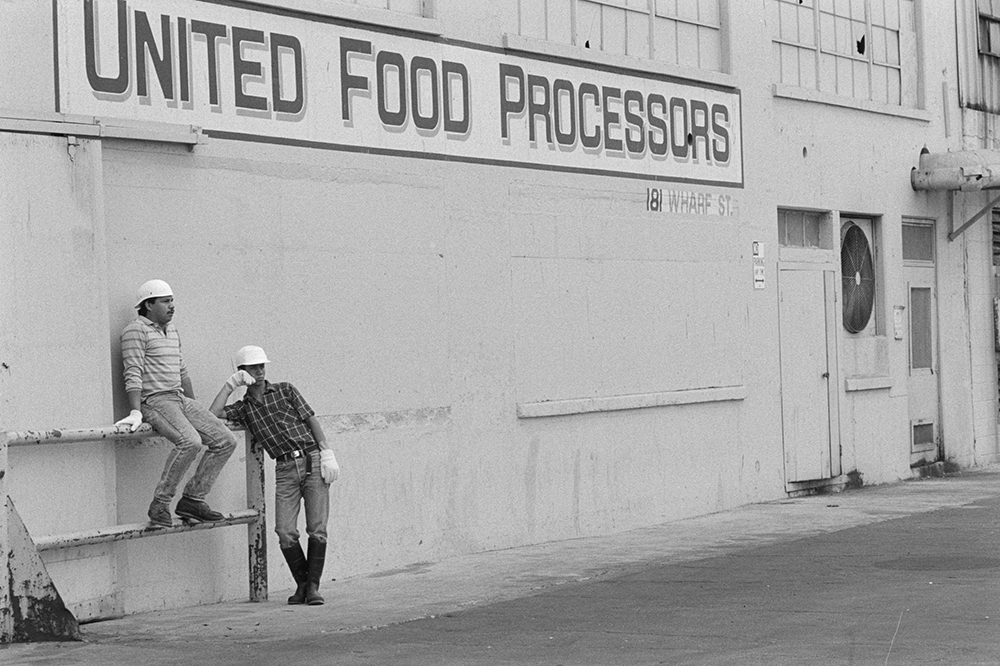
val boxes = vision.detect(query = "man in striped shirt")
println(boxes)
[115,279,237,528]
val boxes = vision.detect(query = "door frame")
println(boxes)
[777,263,842,491]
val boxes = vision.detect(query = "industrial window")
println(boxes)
[980,0,1000,57]
[777,209,831,249]
[334,0,426,16]
[911,422,935,451]
[769,0,917,106]
[516,0,723,71]
[909,286,932,369]
[902,222,934,263]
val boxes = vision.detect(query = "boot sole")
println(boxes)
[175,511,225,523]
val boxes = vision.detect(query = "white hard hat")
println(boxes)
[134,279,173,308]
[235,345,270,367]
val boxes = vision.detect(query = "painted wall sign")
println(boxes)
[752,241,765,289]
[57,0,743,186]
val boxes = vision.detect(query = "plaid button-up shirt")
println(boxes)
[224,381,316,460]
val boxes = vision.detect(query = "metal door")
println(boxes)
[778,268,841,483]
[902,221,939,466]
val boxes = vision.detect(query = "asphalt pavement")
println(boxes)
[4,467,999,665]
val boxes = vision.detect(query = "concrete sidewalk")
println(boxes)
[4,467,999,665]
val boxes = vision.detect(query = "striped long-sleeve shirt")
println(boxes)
[121,316,189,399]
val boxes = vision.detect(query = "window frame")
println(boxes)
[770,0,912,107]
[978,0,1000,58]
[515,0,728,74]
[840,216,883,337]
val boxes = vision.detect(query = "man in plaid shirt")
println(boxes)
[210,345,340,606]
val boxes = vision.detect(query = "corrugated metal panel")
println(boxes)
[959,0,1000,113]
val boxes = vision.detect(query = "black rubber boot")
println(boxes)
[281,543,308,605]
[304,538,327,606]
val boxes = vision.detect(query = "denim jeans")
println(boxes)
[142,391,238,505]
[274,449,330,549]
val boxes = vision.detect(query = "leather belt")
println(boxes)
[275,447,315,462]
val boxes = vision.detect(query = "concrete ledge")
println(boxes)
[517,385,747,418]
[844,375,893,392]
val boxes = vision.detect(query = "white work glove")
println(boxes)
[224,370,255,391]
[319,449,340,484]
[114,409,143,432]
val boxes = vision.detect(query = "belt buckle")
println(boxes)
[291,449,303,458]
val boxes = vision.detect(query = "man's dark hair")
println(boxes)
[138,299,152,317]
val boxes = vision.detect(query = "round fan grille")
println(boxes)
[841,223,875,333]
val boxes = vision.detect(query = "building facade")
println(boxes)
[2,0,998,620]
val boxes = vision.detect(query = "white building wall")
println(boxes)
[1,0,991,621]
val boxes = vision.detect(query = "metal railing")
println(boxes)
[0,423,268,642]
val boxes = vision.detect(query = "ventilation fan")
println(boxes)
[841,223,876,333]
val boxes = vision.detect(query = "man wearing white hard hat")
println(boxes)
[210,345,340,606]
[115,279,238,527]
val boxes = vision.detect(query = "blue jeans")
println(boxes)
[274,449,329,549]
[142,391,238,505]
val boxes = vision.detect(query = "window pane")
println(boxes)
[799,47,817,88]
[548,0,573,45]
[799,6,816,46]
[853,59,868,98]
[820,13,836,51]
[913,423,934,447]
[887,29,900,65]
[871,0,885,26]
[577,1,601,48]
[884,0,899,29]
[804,214,821,247]
[602,6,628,55]
[626,10,650,58]
[789,217,804,246]
[836,55,853,94]
[654,17,678,62]
[699,26,722,71]
[520,0,547,39]
[388,0,422,15]
[768,0,782,39]
[872,64,888,104]
[676,21,700,68]
[835,17,852,55]
[655,0,679,18]
[872,26,887,62]
[818,53,835,93]
[780,2,799,41]
[699,0,721,25]
[780,43,800,85]
[902,224,934,262]
[676,0,699,22]
[910,287,932,369]
[887,66,900,103]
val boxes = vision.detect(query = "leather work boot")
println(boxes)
[148,499,173,528]
[305,538,327,605]
[281,543,309,605]
[174,497,225,522]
